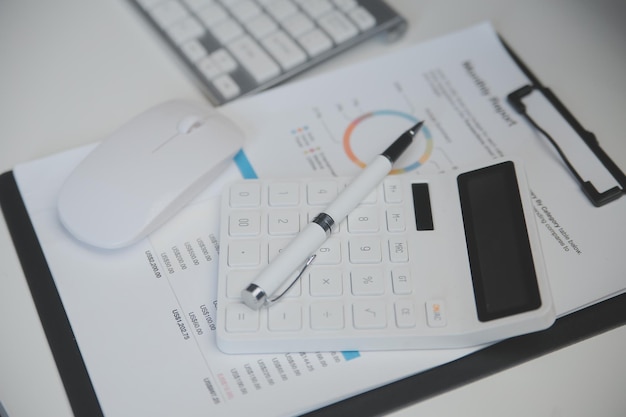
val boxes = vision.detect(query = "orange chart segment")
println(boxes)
[342,110,433,174]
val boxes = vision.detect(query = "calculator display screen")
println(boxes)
[457,161,541,322]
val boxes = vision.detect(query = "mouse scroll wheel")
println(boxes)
[177,115,204,134]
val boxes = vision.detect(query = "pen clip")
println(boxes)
[267,254,316,306]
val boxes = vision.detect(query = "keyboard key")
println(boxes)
[228,0,262,22]
[297,28,332,56]
[261,31,307,70]
[310,301,344,330]
[265,0,298,21]
[210,17,244,44]
[348,6,376,31]
[167,17,205,44]
[281,12,314,38]
[150,1,189,28]
[182,0,214,12]
[213,74,241,99]
[197,55,223,79]
[352,300,387,329]
[196,3,229,27]
[245,12,278,39]
[211,48,238,72]
[299,0,333,19]
[350,267,384,295]
[227,35,281,83]
[332,0,357,12]
[317,10,358,43]
[181,39,208,62]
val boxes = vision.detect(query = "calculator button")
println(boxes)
[352,300,387,329]
[309,268,343,296]
[426,299,447,328]
[347,206,379,233]
[268,302,302,331]
[385,206,406,232]
[268,238,289,262]
[383,178,403,203]
[225,303,259,332]
[307,180,338,205]
[227,241,260,266]
[230,182,261,207]
[310,302,344,330]
[268,210,300,235]
[350,268,384,295]
[229,211,261,236]
[268,182,299,206]
[226,270,257,298]
[348,237,381,263]
[388,238,409,262]
[313,237,341,264]
[391,267,412,295]
[394,300,417,328]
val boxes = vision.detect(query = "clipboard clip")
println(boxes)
[508,84,625,207]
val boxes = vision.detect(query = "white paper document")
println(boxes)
[11,22,626,417]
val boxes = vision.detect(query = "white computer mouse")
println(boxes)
[57,99,244,249]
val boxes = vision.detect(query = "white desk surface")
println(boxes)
[1,1,625,416]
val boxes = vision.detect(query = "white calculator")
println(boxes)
[216,159,555,353]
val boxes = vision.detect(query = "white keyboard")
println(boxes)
[130,0,406,104]
[216,161,555,354]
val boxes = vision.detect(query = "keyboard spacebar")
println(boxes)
[227,36,281,84]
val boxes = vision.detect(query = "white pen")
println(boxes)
[241,121,424,310]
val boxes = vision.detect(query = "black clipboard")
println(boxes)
[1,36,626,417]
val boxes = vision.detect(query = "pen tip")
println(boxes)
[408,121,424,137]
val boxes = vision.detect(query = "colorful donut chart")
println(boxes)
[343,110,433,174]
